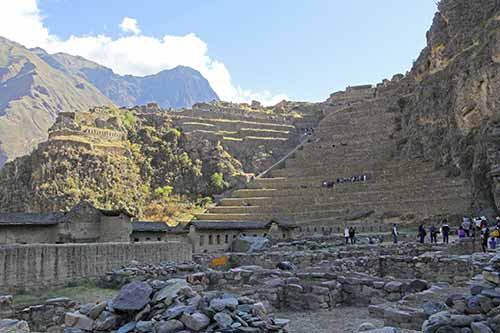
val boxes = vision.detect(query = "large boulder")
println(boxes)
[0,319,30,333]
[180,312,210,331]
[231,236,269,253]
[112,282,153,312]
[153,279,189,305]
[93,311,120,331]
[209,296,239,311]
[155,320,184,333]
[64,312,94,331]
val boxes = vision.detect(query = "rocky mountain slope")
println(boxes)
[35,50,219,109]
[0,37,113,166]
[393,0,500,215]
[0,106,246,219]
[0,37,219,167]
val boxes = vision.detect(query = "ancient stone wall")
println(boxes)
[0,242,191,293]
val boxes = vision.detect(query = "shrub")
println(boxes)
[122,112,137,129]
[210,172,224,192]
[154,185,174,199]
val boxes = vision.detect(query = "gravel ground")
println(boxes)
[278,306,423,333]
[278,307,384,333]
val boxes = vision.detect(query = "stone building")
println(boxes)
[130,220,297,253]
[0,200,297,254]
[0,201,133,245]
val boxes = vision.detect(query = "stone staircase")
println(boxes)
[194,90,472,234]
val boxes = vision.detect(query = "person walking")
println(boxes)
[441,220,450,244]
[418,224,426,244]
[462,217,471,237]
[344,227,350,245]
[349,227,356,245]
[392,224,399,244]
[457,226,466,239]
[430,225,438,244]
[481,222,490,253]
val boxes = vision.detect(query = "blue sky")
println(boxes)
[8,1,438,103]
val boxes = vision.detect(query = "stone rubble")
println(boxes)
[0,319,30,332]
[63,278,290,333]
[0,240,495,332]
[418,254,500,332]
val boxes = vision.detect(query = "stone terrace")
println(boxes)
[195,87,472,233]
[166,107,320,173]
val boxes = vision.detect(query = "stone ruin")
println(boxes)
[1,237,498,332]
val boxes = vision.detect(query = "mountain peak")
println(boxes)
[0,36,220,166]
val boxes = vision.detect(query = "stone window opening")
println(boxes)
[146,237,151,241]
[216,234,220,244]
[225,235,229,244]
[157,237,161,241]
[133,238,139,242]
[282,233,286,239]
[209,235,213,245]
[199,235,205,246]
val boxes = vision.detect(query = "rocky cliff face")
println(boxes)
[394,0,500,215]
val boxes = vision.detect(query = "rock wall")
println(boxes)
[396,0,500,215]
[0,242,191,293]
[222,244,484,284]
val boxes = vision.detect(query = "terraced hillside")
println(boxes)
[195,85,472,233]
[165,102,321,173]
[0,102,320,217]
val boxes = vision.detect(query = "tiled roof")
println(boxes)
[0,212,64,226]
[132,221,188,233]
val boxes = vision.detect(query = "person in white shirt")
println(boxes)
[344,227,350,245]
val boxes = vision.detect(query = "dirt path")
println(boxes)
[277,307,384,333]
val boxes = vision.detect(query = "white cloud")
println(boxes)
[0,0,287,105]
[119,17,140,35]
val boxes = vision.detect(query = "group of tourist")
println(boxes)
[321,175,368,188]
[300,128,315,136]
[417,220,451,244]
[341,216,500,253]
[466,216,500,252]
[344,227,357,244]
[337,175,368,184]
[416,216,500,253]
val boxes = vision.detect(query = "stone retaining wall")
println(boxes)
[222,246,484,284]
[0,242,191,293]
[204,267,431,311]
